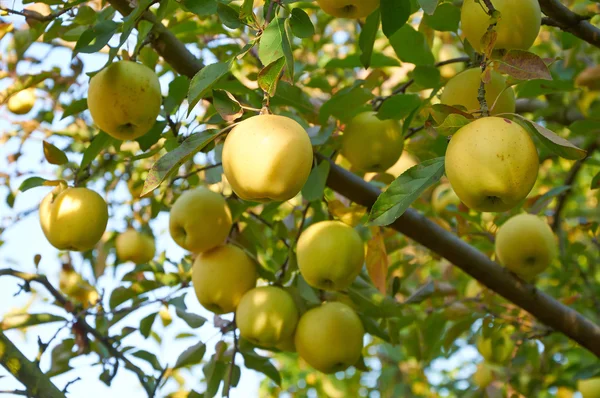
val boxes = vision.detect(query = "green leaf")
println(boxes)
[369,157,445,226]
[182,0,217,16]
[141,129,222,196]
[132,350,162,371]
[443,315,478,352]
[18,177,56,192]
[80,132,119,170]
[381,0,410,38]
[188,62,231,113]
[302,160,330,202]
[61,98,88,120]
[319,82,374,124]
[359,8,381,69]
[1,313,66,330]
[217,3,241,29]
[272,81,316,117]
[389,25,434,66]
[434,113,471,136]
[139,313,156,338]
[240,346,281,386]
[377,94,421,121]
[203,356,227,398]
[422,3,460,32]
[259,18,294,80]
[43,141,68,165]
[404,281,436,304]
[136,121,166,152]
[289,8,315,38]
[73,20,119,54]
[164,75,190,115]
[412,65,441,88]
[213,90,243,122]
[175,308,207,329]
[592,171,600,190]
[258,57,286,97]
[529,185,571,214]
[175,342,207,369]
[418,0,438,14]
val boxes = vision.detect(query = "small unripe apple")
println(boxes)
[445,117,539,212]
[7,88,36,115]
[295,302,364,374]
[39,185,108,251]
[297,220,365,291]
[222,114,313,202]
[169,187,232,253]
[236,286,298,348]
[192,244,257,314]
[476,328,515,364]
[495,214,556,281]
[115,229,156,265]
[431,183,461,214]
[87,60,161,140]
[342,112,404,173]
[315,0,379,18]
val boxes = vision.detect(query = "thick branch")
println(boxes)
[0,330,65,398]
[538,0,600,48]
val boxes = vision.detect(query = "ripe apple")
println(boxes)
[169,187,232,253]
[495,214,557,281]
[115,229,156,265]
[438,68,516,120]
[578,377,600,398]
[7,88,36,115]
[236,286,298,348]
[342,112,404,172]
[476,328,515,364]
[461,0,541,52]
[295,302,364,374]
[473,362,494,388]
[315,0,379,19]
[431,183,461,214]
[445,117,539,212]
[39,185,108,251]
[87,60,161,140]
[192,244,257,314]
[222,114,313,202]
[297,220,365,291]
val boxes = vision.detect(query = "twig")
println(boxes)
[150,367,168,398]
[169,163,222,186]
[538,0,600,49]
[62,377,81,393]
[224,323,239,398]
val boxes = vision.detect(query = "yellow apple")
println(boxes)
[115,229,156,265]
[445,117,539,212]
[473,362,494,388]
[438,68,516,119]
[40,185,108,251]
[295,302,364,374]
[315,0,379,18]
[222,114,313,202]
[431,183,461,214]
[461,0,541,52]
[7,88,36,115]
[236,286,298,348]
[169,187,232,253]
[495,214,557,281]
[476,328,515,364]
[275,334,297,353]
[556,387,574,398]
[386,151,418,178]
[342,112,404,172]
[87,60,161,140]
[192,244,257,314]
[578,378,600,398]
[297,220,364,291]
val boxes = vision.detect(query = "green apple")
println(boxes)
[476,328,515,365]
[445,117,539,212]
[7,88,36,115]
[495,214,557,281]
[192,244,257,314]
[431,183,461,214]
[236,286,298,348]
[169,187,232,253]
[297,220,365,291]
[342,112,404,172]
[295,302,364,374]
[222,114,313,202]
[578,377,600,398]
[39,185,108,251]
[87,60,161,140]
[115,229,156,265]
[315,0,379,18]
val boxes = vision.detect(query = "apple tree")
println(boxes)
[0,0,599,397]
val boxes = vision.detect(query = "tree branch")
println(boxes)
[538,0,600,49]
[0,330,65,398]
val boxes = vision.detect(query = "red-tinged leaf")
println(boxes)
[43,141,68,165]
[212,90,243,122]
[496,50,552,81]
[366,227,388,294]
[430,103,475,124]
[481,67,492,84]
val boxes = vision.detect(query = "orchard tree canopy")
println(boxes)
[0,0,599,397]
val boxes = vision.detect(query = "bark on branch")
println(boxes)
[538,0,600,48]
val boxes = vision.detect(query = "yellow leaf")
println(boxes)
[367,227,388,294]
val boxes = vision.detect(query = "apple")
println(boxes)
[59,265,99,308]
[431,183,461,214]
[315,0,379,19]
[297,220,365,291]
[7,88,36,115]
[87,60,161,140]
[445,117,539,212]
[192,244,257,314]
[115,229,156,265]
[342,112,404,172]
[495,214,557,281]
[295,302,364,374]
[169,187,232,253]
[39,185,108,251]
[476,328,515,364]
[236,286,298,348]
[222,114,313,202]
[473,362,494,388]
[578,378,600,398]
[461,0,541,52]
[438,68,516,120]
